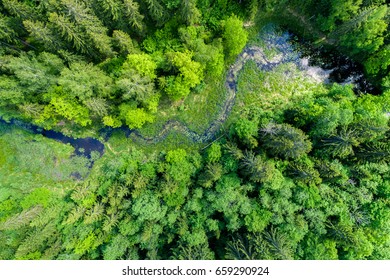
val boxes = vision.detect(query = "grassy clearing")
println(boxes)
[0,123,90,198]
[228,59,327,125]
[105,129,203,157]
[123,71,228,152]
[137,75,228,138]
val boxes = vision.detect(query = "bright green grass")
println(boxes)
[227,59,327,126]
[105,129,203,157]
[122,74,227,152]
[123,12,273,142]
[137,75,228,138]
[0,123,90,198]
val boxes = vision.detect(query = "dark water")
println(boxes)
[0,118,105,159]
[289,37,380,94]
[0,29,379,165]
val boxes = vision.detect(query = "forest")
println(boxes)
[0,0,389,260]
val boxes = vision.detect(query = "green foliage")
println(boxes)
[48,12,88,54]
[300,233,338,260]
[180,0,201,25]
[321,128,359,159]
[20,188,52,210]
[260,123,312,159]
[2,0,37,20]
[43,97,90,126]
[132,190,167,222]
[244,205,272,233]
[338,5,388,59]
[206,174,251,231]
[318,0,362,32]
[123,53,157,79]
[23,19,62,52]
[102,115,122,128]
[58,62,112,102]
[226,228,294,260]
[144,0,168,25]
[0,206,42,231]
[171,242,215,260]
[178,26,225,78]
[0,14,17,43]
[4,52,64,98]
[223,15,248,61]
[103,234,131,260]
[364,45,390,76]
[0,0,389,261]
[240,151,275,183]
[288,158,322,185]
[116,53,159,114]
[206,143,222,163]
[0,0,252,133]
[356,142,390,164]
[0,77,23,106]
[122,0,145,32]
[164,149,197,198]
[119,105,154,129]
[166,148,187,163]
[112,30,135,55]
[232,117,259,148]
[161,51,204,100]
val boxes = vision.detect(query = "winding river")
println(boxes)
[0,27,368,159]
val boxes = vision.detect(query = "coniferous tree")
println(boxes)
[356,142,390,163]
[144,0,167,25]
[112,30,135,54]
[224,142,244,160]
[0,206,42,231]
[263,227,293,260]
[261,123,312,159]
[58,61,113,101]
[99,0,122,21]
[61,0,115,58]
[5,52,63,98]
[84,97,109,118]
[123,0,145,33]
[2,0,37,20]
[225,234,257,260]
[197,163,223,188]
[240,151,274,183]
[48,12,88,53]
[288,161,322,185]
[338,5,388,58]
[315,159,349,184]
[171,242,214,260]
[0,14,17,44]
[18,103,44,118]
[322,128,359,159]
[180,0,201,25]
[23,20,61,52]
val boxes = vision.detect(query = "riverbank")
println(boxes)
[1,26,337,160]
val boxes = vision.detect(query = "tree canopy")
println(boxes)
[0,0,389,261]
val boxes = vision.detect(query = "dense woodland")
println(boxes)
[0,0,390,260]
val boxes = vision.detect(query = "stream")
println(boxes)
[0,118,105,158]
[0,27,373,161]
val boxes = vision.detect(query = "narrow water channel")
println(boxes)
[0,118,105,159]
[1,27,376,163]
